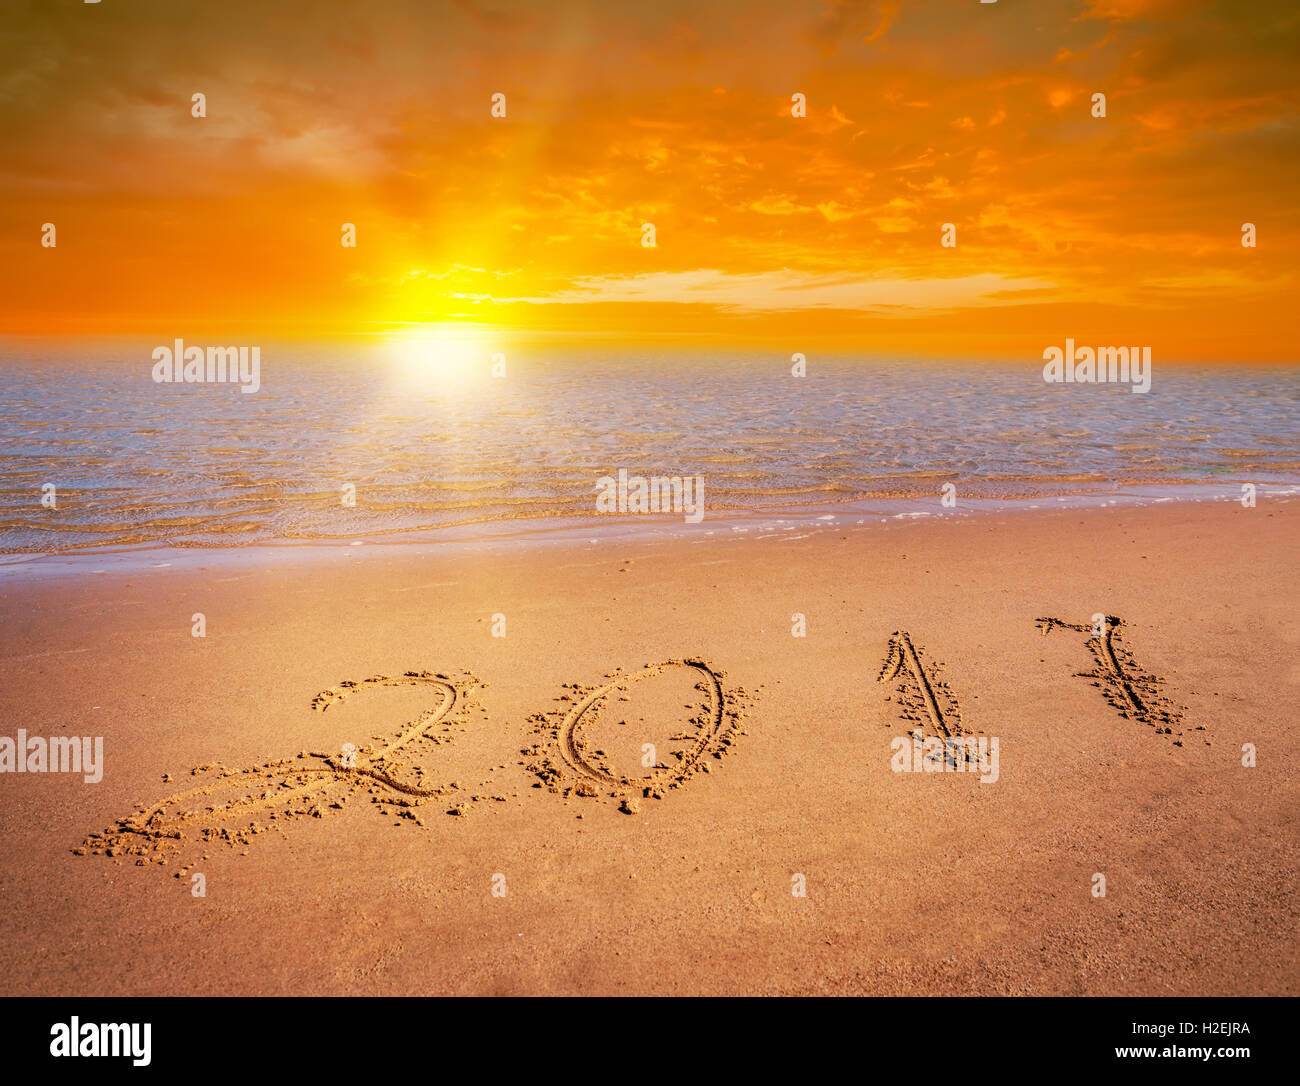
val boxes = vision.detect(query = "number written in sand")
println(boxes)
[78,659,751,867]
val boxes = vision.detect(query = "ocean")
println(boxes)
[1,340,1296,556]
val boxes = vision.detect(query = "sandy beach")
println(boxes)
[0,497,1294,996]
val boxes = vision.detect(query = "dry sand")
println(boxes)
[0,499,1295,995]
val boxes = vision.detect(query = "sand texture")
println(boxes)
[0,499,1295,995]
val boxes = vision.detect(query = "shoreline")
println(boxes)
[2,482,1295,581]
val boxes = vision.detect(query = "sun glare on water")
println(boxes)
[385,330,492,391]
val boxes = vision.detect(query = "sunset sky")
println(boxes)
[1,0,1296,358]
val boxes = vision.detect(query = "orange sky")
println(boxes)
[1,0,1296,358]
